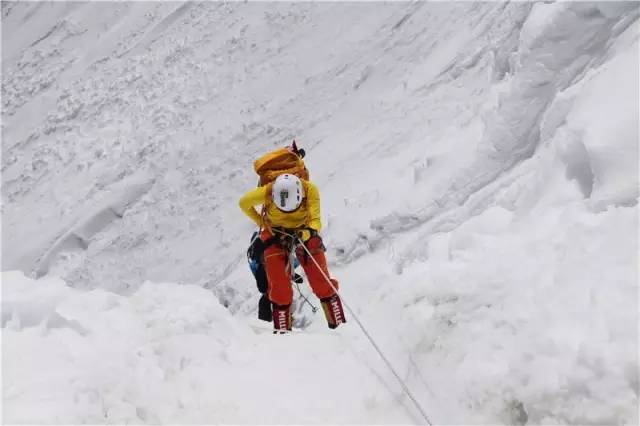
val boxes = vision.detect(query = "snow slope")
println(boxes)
[2,2,638,424]
[3,271,415,424]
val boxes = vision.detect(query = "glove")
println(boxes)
[297,229,311,241]
[296,227,319,242]
[295,228,314,242]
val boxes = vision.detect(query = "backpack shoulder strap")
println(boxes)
[261,183,274,233]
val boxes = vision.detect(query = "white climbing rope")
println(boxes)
[288,231,434,426]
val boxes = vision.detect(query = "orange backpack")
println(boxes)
[253,141,309,186]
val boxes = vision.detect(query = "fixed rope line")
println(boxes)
[294,279,318,312]
[275,229,433,426]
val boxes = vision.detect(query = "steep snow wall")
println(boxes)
[3,2,637,291]
[2,2,638,424]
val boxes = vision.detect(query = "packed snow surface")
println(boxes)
[2,2,638,424]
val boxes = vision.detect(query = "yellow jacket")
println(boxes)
[239,180,322,233]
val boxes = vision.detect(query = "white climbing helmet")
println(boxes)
[271,174,304,212]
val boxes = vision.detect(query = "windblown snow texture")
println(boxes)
[2,2,638,424]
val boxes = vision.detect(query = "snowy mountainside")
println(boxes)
[2,2,639,424]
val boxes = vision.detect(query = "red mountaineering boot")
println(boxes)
[320,294,346,329]
[272,303,292,333]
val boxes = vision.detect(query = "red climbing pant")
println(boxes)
[261,229,338,306]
